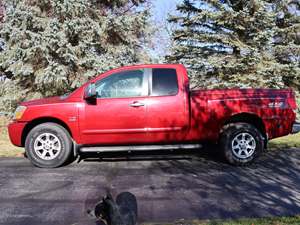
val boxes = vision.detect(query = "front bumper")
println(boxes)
[292,122,300,134]
[8,121,27,147]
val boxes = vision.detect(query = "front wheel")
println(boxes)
[220,123,264,166]
[25,123,73,168]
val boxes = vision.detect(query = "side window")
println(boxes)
[151,68,178,96]
[96,70,145,98]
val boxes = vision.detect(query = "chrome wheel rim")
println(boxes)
[231,132,256,159]
[33,133,61,160]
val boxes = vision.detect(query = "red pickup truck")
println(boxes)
[8,64,300,168]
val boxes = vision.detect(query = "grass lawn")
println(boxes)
[147,215,300,225]
[269,132,300,149]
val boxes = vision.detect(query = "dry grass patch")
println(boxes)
[0,116,24,157]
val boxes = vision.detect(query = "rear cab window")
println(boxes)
[151,68,179,96]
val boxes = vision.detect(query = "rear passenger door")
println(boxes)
[146,68,189,143]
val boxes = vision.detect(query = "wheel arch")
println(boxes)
[221,113,267,143]
[21,117,73,147]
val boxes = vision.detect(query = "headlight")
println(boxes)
[13,106,27,120]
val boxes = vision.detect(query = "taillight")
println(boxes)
[287,90,297,110]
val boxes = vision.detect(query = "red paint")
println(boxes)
[8,64,297,147]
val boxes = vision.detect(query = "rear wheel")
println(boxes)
[220,123,264,166]
[25,123,73,168]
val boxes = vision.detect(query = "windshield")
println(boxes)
[60,92,71,100]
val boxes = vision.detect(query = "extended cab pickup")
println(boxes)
[8,64,300,168]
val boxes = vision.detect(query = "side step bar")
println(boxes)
[79,144,202,153]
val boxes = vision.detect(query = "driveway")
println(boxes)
[0,148,299,225]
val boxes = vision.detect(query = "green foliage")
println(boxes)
[0,0,151,111]
[167,0,300,89]
[0,0,3,23]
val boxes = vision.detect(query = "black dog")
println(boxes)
[88,192,138,225]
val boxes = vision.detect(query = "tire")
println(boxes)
[25,122,73,168]
[220,122,264,166]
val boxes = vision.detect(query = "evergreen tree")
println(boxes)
[167,0,300,89]
[0,0,4,23]
[0,0,151,112]
[274,0,300,90]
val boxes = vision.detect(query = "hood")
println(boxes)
[20,96,65,107]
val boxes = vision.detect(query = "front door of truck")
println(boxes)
[81,69,149,145]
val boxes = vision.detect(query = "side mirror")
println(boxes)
[84,83,97,100]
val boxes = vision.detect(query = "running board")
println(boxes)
[79,144,202,153]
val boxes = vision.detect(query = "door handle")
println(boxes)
[130,101,145,107]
